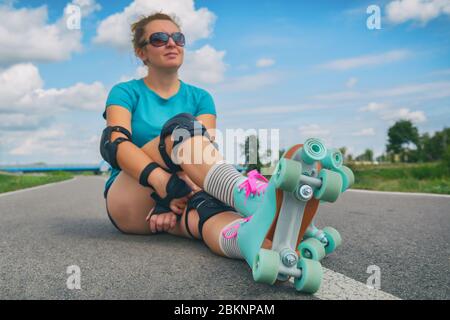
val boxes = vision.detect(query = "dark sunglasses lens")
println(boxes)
[172,32,185,46]
[150,32,169,47]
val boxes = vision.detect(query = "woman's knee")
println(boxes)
[106,198,152,234]
[106,172,155,234]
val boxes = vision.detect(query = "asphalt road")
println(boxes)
[0,176,448,300]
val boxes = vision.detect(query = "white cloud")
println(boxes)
[73,0,101,17]
[358,101,426,124]
[428,68,450,76]
[7,124,101,161]
[93,0,216,51]
[298,124,331,139]
[256,58,275,68]
[380,108,427,123]
[352,128,376,136]
[386,0,450,25]
[0,63,108,136]
[346,77,358,88]
[360,102,388,112]
[180,45,227,84]
[0,113,52,131]
[213,72,281,93]
[0,63,108,114]
[0,1,100,65]
[313,81,450,102]
[319,50,410,71]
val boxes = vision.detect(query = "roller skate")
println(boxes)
[233,169,269,217]
[232,138,354,293]
[297,152,354,261]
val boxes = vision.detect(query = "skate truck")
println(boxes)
[235,138,354,294]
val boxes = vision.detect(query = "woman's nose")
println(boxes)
[166,36,176,47]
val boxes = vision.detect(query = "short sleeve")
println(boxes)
[102,83,135,120]
[196,91,217,117]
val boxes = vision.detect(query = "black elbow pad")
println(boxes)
[100,126,132,170]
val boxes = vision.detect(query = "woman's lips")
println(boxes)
[165,53,178,58]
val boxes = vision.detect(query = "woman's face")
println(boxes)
[138,19,184,70]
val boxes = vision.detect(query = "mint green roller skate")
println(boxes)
[231,138,353,293]
[298,147,354,260]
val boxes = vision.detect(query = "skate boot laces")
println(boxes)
[222,216,253,239]
[238,169,268,199]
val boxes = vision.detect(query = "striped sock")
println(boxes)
[219,219,244,259]
[203,163,242,208]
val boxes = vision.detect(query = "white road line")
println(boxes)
[348,188,450,198]
[0,177,77,198]
[289,267,401,300]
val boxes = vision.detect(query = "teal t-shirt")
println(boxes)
[102,78,216,197]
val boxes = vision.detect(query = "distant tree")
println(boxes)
[355,149,373,162]
[365,149,373,162]
[442,145,450,173]
[240,135,272,173]
[428,127,449,161]
[376,154,387,163]
[338,147,347,160]
[386,120,419,162]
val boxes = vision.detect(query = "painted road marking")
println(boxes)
[290,268,401,300]
[348,188,450,198]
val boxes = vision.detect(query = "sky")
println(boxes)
[0,0,449,165]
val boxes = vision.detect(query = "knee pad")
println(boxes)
[184,191,236,239]
[158,113,213,172]
[100,126,132,170]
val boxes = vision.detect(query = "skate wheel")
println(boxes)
[294,258,323,294]
[274,158,302,192]
[252,249,280,285]
[321,148,343,170]
[339,166,355,191]
[323,226,342,255]
[314,169,343,202]
[298,238,326,261]
[300,138,327,164]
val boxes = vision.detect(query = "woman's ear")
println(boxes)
[135,47,149,66]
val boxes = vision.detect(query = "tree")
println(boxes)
[240,135,272,173]
[428,127,449,161]
[386,120,419,162]
[338,147,347,158]
[355,149,374,162]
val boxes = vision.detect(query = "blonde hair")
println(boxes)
[131,12,181,55]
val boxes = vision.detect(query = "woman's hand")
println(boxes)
[167,171,200,214]
[176,171,202,193]
[146,209,178,233]
[169,196,190,215]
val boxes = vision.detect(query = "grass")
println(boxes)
[349,161,450,194]
[1,161,449,195]
[0,171,75,194]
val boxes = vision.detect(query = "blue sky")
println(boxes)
[0,0,449,165]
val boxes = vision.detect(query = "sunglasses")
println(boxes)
[140,32,186,48]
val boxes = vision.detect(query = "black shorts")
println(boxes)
[104,182,128,234]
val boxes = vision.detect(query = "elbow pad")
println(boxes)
[100,126,132,170]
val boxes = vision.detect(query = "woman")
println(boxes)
[102,12,271,259]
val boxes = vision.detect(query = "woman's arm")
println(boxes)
[196,113,217,141]
[105,105,160,185]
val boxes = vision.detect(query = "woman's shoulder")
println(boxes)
[182,80,211,96]
[110,78,141,92]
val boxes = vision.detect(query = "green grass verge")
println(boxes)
[349,161,450,194]
[0,171,75,194]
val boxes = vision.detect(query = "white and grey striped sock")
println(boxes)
[219,219,244,259]
[203,163,243,208]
